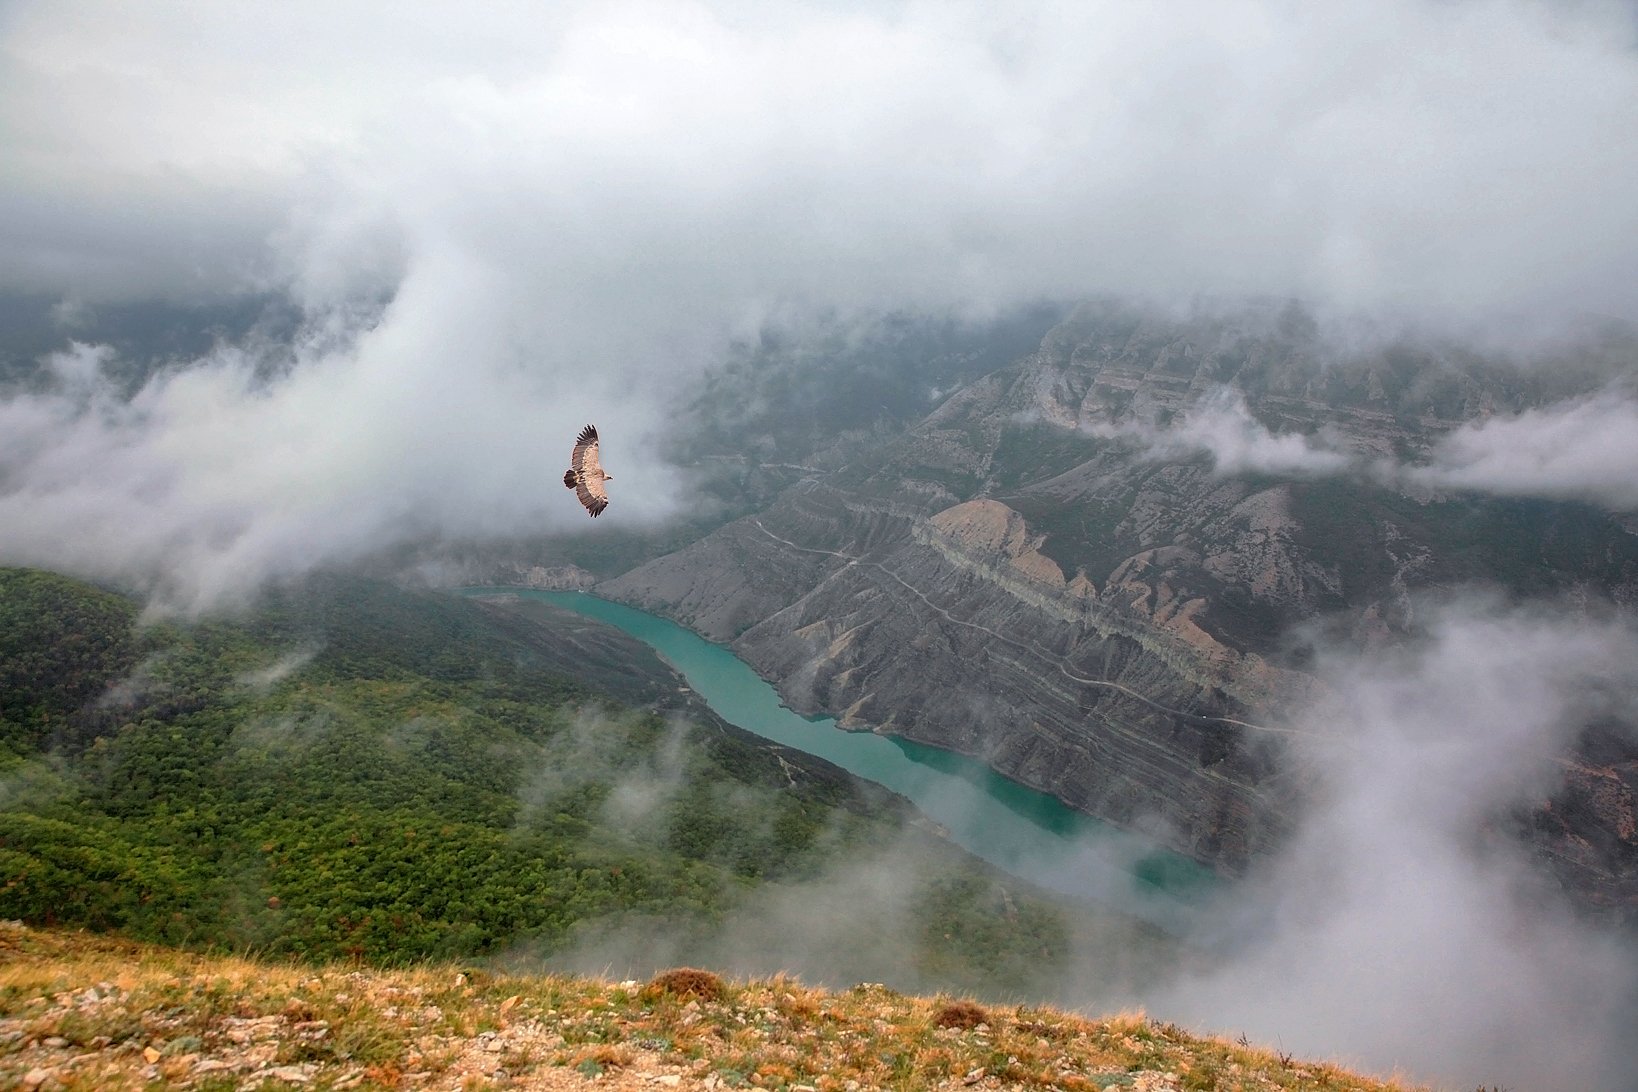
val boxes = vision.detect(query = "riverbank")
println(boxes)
[461,588,1214,931]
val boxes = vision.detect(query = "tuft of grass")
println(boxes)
[932,998,990,1030]
[643,967,727,1003]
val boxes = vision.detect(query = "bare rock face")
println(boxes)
[606,480,1303,872]
[507,564,597,590]
[602,301,1638,915]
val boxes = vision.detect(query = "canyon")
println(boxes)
[590,301,1638,918]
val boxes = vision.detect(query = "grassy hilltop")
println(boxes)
[0,923,1420,1092]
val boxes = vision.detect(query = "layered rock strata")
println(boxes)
[602,302,1638,913]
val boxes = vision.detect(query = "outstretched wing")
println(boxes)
[569,424,608,516]
[571,424,601,478]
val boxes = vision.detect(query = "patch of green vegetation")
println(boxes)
[1289,481,1638,605]
[0,568,142,756]
[0,567,1081,992]
[0,569,858,962]
[912,874,1071,995]
[984,423,1106,493]
[1004,490,1134,583]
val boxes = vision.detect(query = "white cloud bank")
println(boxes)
[2,0,1638,605]
[1082,383,1638,511]
[1150,596,1638,1089]
[5,2,1638,317]
[7,0,1638,318]
[1412,387,1638,509]
[0,329,685,613]
[1085,387,1355,478]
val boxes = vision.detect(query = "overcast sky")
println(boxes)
[5,1,1638,316]
[2,0,1638,607]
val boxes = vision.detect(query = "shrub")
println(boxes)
[643,967,727,1003]
[933,999,989,1030]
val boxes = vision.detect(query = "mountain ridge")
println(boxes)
[0,921,1426,1092]
[591,301,1638,915]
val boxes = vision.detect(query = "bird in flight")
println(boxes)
[563,424,612,517]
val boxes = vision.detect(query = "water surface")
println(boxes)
[465,587,1212,927]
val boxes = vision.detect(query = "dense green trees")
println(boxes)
[0,568,140,755]
[0,567,1076,988]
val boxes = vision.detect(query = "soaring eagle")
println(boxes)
[563,424,612,517]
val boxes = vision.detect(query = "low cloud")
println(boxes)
[235,646,322,693]
[1076,381,1638,515]
[532,828,1164,1012]
[1085,388,1355,478]
[1412,386,1638,510]
[2,2,1637,607]
[1146,595,1638,1089]
[0,331,683,614]
[522,594,1638,1088]
[538,844,934,990]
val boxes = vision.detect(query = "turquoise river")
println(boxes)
[464,588,1213,929]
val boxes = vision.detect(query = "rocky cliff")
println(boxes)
[601,301,1638,915]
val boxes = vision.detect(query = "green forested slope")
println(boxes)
[0,569,141,754]
[0,569,1089,994]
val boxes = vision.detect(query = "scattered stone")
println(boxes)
[40,1037,67,1049]
[141,1046,161,1064]
[20,1068,51,1090]
[266,1063,317,1082]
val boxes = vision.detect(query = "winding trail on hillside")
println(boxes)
[748,518,1309,738]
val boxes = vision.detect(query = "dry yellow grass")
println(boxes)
[0,923,1425,1091]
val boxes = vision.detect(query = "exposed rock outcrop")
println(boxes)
[602,302,1638,914]
[508,564,598,590]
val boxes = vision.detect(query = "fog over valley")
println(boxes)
[4,1,1638,606]
[3,3,1638,1089]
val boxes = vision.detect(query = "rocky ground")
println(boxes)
[0,923,1421,1091]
